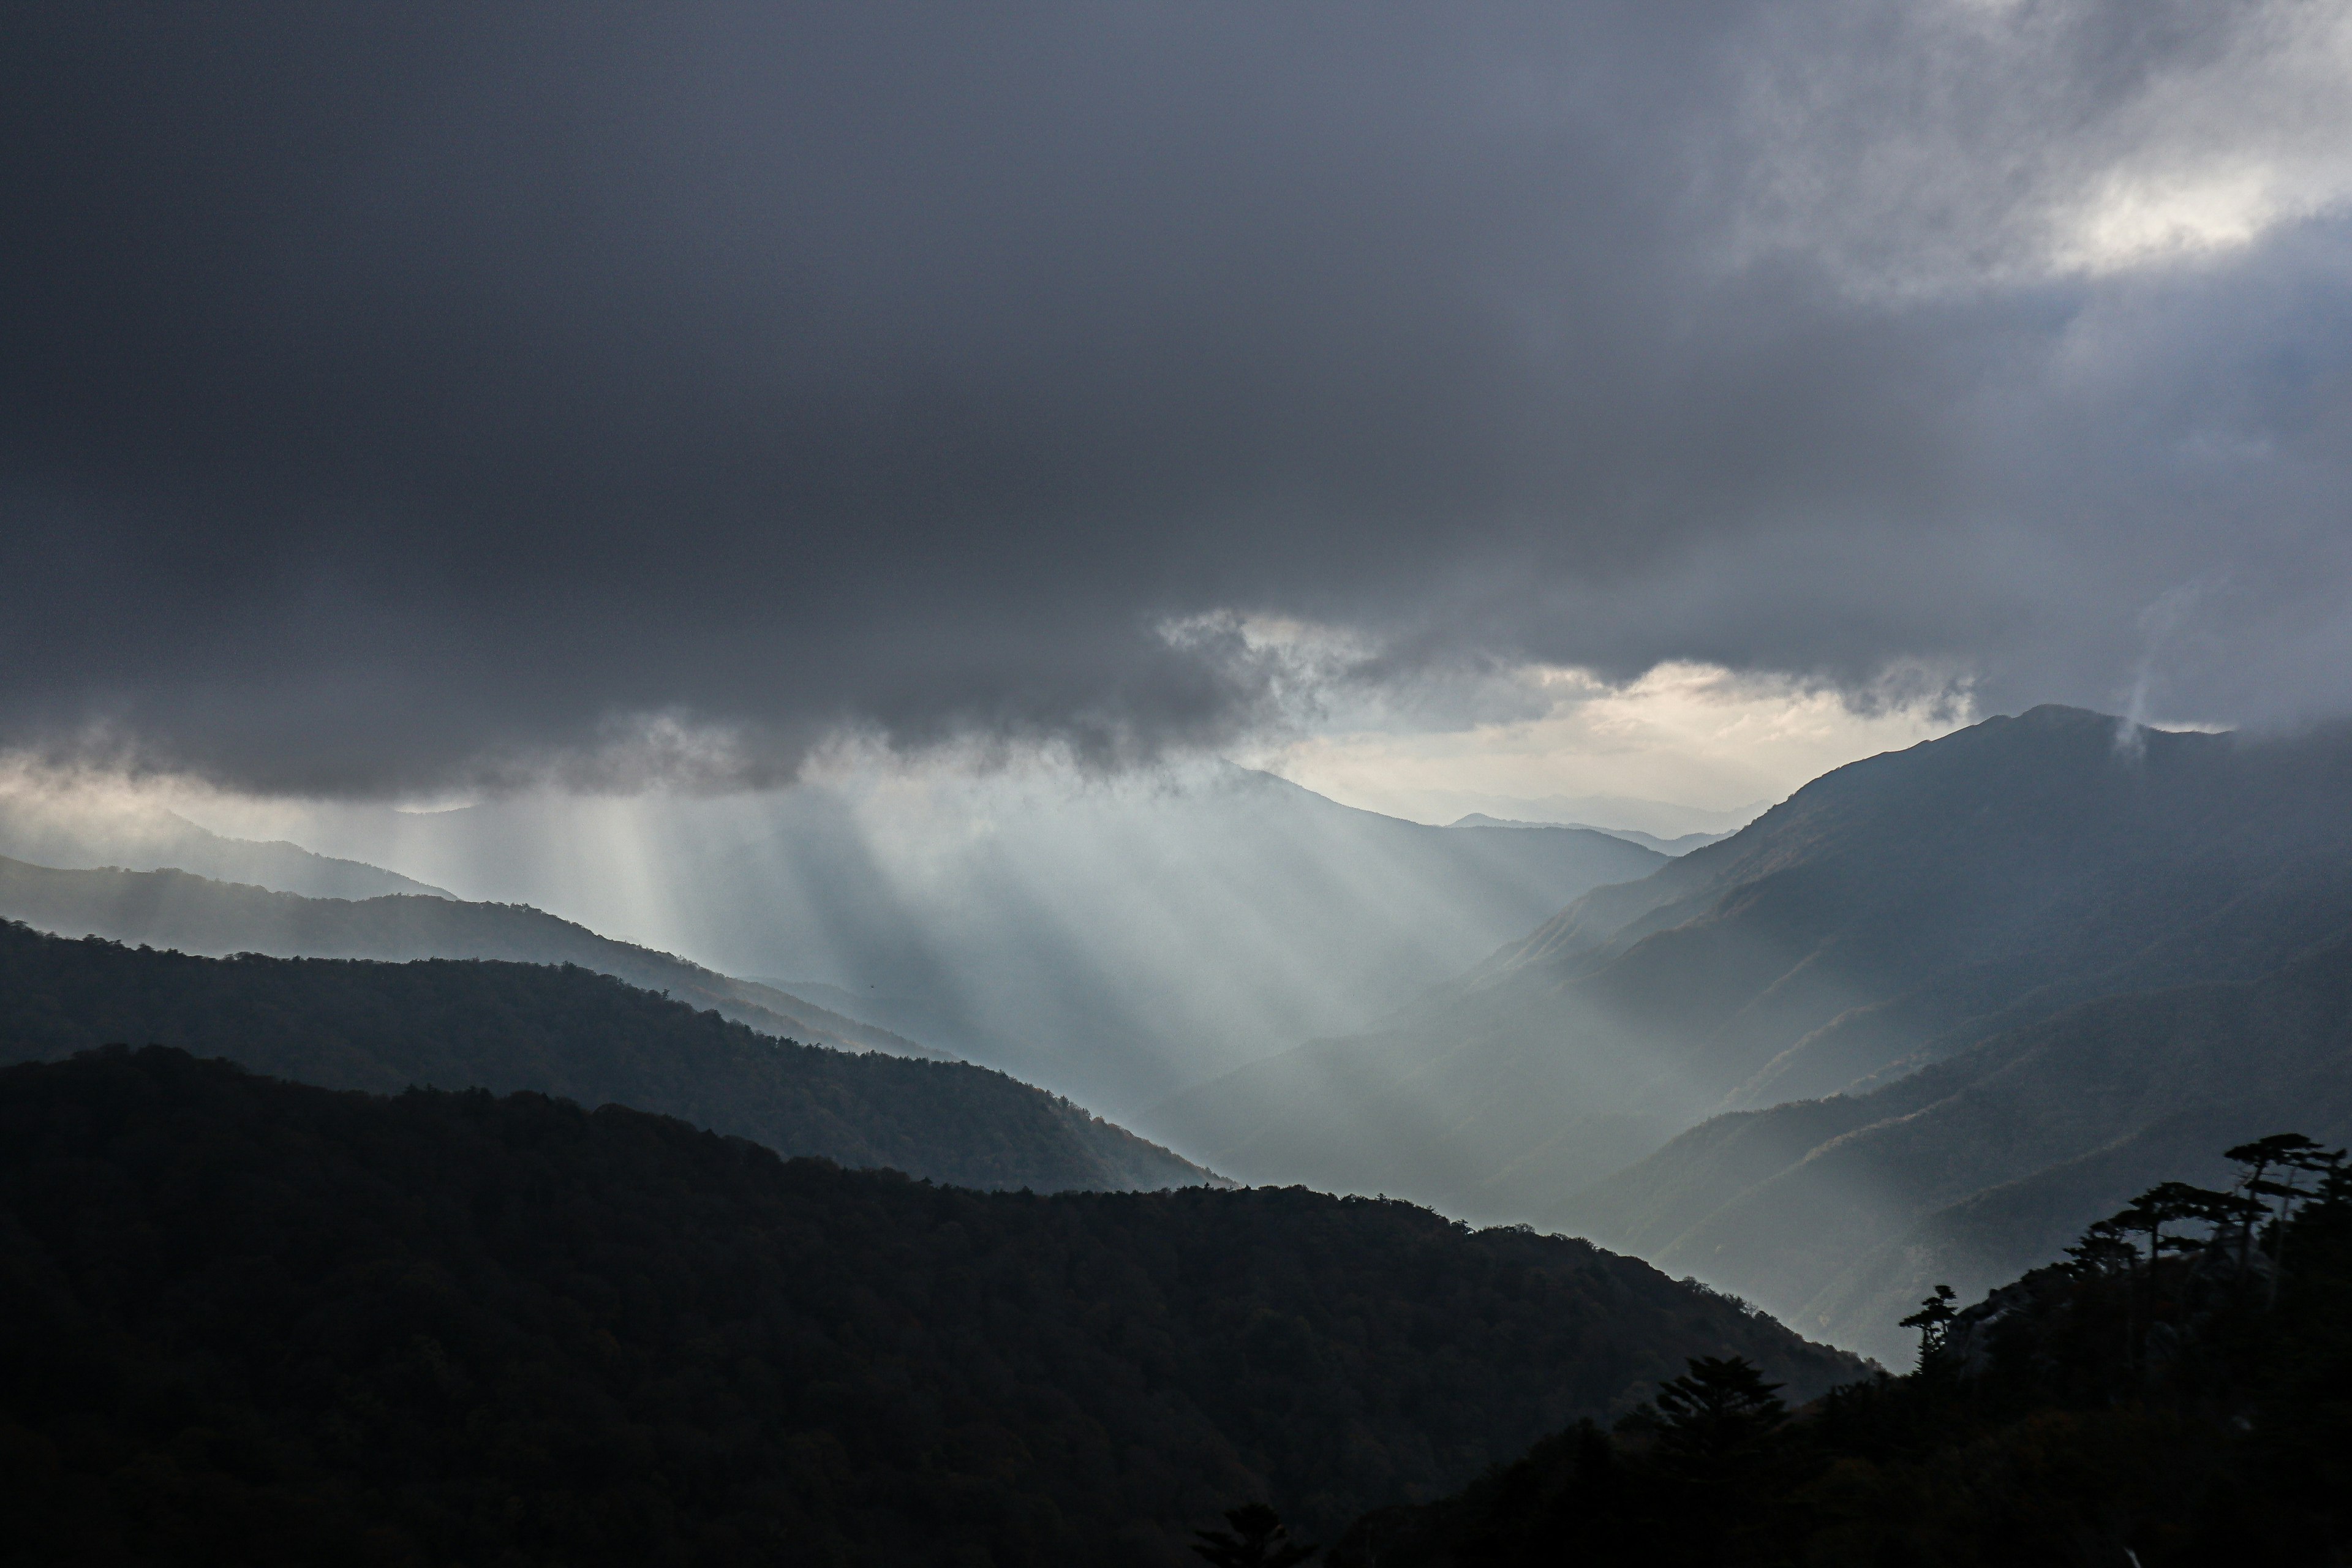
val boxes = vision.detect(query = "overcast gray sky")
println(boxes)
[6,0,2350,796]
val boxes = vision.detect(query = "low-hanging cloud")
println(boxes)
[3,0,2349,794]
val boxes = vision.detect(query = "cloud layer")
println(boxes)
[4,0,2348,793]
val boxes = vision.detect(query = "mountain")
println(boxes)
[0,788,443,899]
[1448,815,1732,856]
[0,1046,1863,1566]
[0,853,952,1060]
[1150,707,2352,1219]
[1554,929,2352,1364]
[0,921,1208,1193]
[1392,791,1771,840]
[204,764,1670,1115]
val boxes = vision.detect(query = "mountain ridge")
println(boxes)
[0,791,447,899]
[1555,924,2352,1362]
[1446,814,1733,855]
[0,854,952,1061]
[1150,706,2352,1228]
[0,1044,1868,1564]
[0,919,1210,1193]
[211,764,1672,1114]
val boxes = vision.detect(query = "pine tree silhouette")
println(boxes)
[1899,1283,1959,1371]
[1654,1355,1787,1464]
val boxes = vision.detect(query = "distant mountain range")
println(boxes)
[0,789,446,899]
[1389,791,1772,840]
[1150,707,2352,1355]
[1557,929,2352,1363]
[1447,814,1732,856]
[20,706,2343,1370]
[192,764,1671,1115]
[0,921,1209,1193]
[0,853,950,1061]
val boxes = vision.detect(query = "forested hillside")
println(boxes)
[0,855,947,1060]
[1153,707,2352,1218]
[1335,1137,2352,1566]
[0,922,1204,1193]
[0,1048,1863,1566]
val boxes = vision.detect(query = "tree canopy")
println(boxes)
[0,1046,1861,1566]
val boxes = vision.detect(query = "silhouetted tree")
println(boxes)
[1193,1503,1316,1567]
[2064,1216,2136,1276]
[1654,1356,1786,1465]
[2236,1136,2347,1306]
[1323,1130,2352,1568]
[1899,1284,1958,1371]
[2227,1134,2318,1275]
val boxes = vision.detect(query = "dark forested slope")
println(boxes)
[0,854,948,1060]
[1333,1140,2352,1567]
[1153,707,2352,1215]
[0,1048,1863,1567]
[0,921,1206,1193]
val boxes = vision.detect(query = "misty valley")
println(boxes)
[13,7,2352,1559]
[1,706,2348,1564]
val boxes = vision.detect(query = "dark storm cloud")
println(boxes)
[3,1,2347,791]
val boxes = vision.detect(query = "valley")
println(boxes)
[4,704,2349,1558]
[1153,710,2352,1273]
[12,9,2350,1556]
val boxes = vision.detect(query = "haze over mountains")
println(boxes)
[1447,815,1732,856]
[1409,793,1768,841]
[1566,932,2352,1363]
[0,785,443,900]
[1153,706,2352,1354]
[17,704,2348,1373]
[190,765,1666,1115]
[0,921,1208,1193]
[0,854,948,1061]
[9,2,2351,1555]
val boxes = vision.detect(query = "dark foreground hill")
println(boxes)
[1332,1140,2352,1566]
[0,854,949,1060]
[0,921,1206,1193]
[0,1049,1863,1566]
[1152,707,2352,1218]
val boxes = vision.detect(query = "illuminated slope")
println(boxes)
[1558,929,2352,1363]
[1153,707,2352,1215]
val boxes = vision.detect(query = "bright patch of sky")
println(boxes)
[1238,662,1973,831]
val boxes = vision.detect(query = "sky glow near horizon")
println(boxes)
[1246,663,1972,827]
[17,655,1972,841]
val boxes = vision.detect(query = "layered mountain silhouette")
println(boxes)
[0,853,951,1060]
[0,789,444,899]
[1448,815,1732,856]
[222,765,1670,1114]
[1150,707,2352,1255]
[1563,932,2352,1362]
[0,1045,1863,1564]
[0,921,1210,1193]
